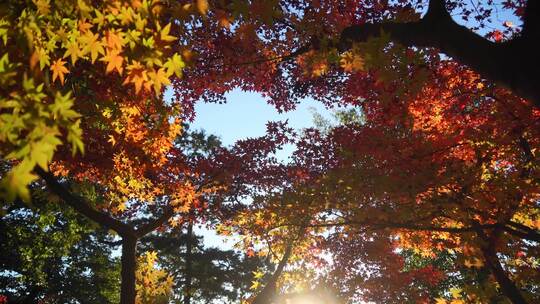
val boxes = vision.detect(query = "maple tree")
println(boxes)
[0,0,193,199]
[226,88,538,303]
[1,0,539,303]
[0,1,218,303]
[168,1,539,302]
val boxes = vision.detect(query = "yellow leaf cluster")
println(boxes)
[136,251,174,304]
[107,152,157,213]
[1,0,194,201]
[340,50,365,72]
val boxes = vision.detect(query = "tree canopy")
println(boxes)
[1,0,539,304]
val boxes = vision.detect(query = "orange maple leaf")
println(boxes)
[105,30,124,50]
[50,59,69,85]
[124,61,148,93]
[101,50,124,74]
[78,20,93,33]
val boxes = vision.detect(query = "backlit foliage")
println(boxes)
[230,62,539,302]
[136,251,174,304]
[1,0,538,303]
[0,0,187,201]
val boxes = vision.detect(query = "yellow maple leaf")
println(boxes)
[252,270,264,279]
[148,67,170,93]
[159,23,177,42]
[118,6,134,25]
[250,280,260,290]
[63,40,82,64]
[450,287,462,299]
[146,251,158,263]
[33,0,51,15]
[134,15,147,31]
[108,134,116,146]
[435,298,447,304]
[50,59,69,85]
[168,218,179,228]
[34,47,50,70]
[117,202,127,212]
[340,51,365,72]
[80,31,105,63]
[101,49,124,74]
[93,9,105,28]
[163,53,185,77]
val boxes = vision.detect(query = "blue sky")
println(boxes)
[189,88,335,160]
[190,89,333,144]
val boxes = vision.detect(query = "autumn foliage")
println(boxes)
[1,0,539,304]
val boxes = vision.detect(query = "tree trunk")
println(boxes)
[475,227,528,304]
[252,230,299,304]
[480,245,528,304]
[120,236,138,304]
[184,221,194,304]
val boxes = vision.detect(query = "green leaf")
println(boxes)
[50,91,80,120]
[0,19,8,45]
[67,119,84,156]
[29,129,62,170]
[1,159,38,202]
[0,53,19,87]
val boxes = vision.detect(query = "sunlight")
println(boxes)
[285,294,326,304]
[279,288,340,304]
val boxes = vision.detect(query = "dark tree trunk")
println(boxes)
[475,227,528,304]
[37,164,177,304]
[184,221,194,304]
[252,226,306,304]
[120,236,138,304]
[481,245,528,304]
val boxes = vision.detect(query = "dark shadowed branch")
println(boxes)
[338,0,540,107]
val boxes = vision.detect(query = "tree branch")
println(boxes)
[505,221,540,242]
[99,239,124,246]
[35,167,136,238]
[522,0,540,40]
[252,227,304,304]
[338,0,540,108]
[424,0,450,20]
[135,205,174,238]
[277,219,499,234]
